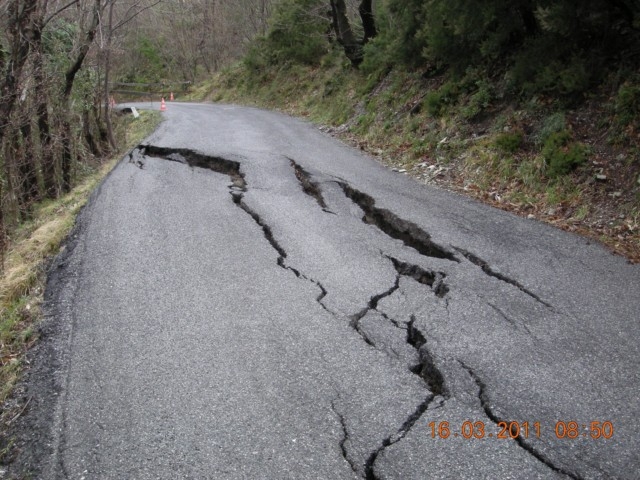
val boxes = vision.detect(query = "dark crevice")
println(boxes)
[406,316,427,350]
[141,144,246,190]
[364,396,434,480]
[348,277,400,350]
[143,146,451,479]
[144,145,306,282]
[386,255,449,298]
[348,276,400,349]
[408,316,447,398]
[352,322,376,347]
[231,194,288,261]
[337,182,459,262]
[144,147,338,315]
[234,189,334,317]
[453,247,553,308]
[357,312,448,479]
[289,158,334,213]
[330,401,360,476]
[128,147,145,169]
[367,276,401,311]
[316,281,328,304]
[232,195,315,283]
[459,362,582,480]
[350,276,401,326]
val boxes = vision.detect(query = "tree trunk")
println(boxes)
[60,0,104,190]
[329,0,363,67]
[518,4,539,37]
[18,119,40,209]
[32,28,58,198]
[103,0,117,150]
[83,110,102,156]
[359,0,377,43]
[61,119,73,193]
[3,132,20,227]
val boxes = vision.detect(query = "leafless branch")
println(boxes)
[112,0,163,32]
[43,0,81,27]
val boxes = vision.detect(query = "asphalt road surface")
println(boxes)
[9,103,640,479]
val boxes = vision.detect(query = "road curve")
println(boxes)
[9,103,639,479]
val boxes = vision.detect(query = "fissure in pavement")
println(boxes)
[139,145,246,190]
[346,282,450,478]
[386,255,449,298]
[337,182,459,262]
[289,158,334,213]
[459,362,581,480]
[285,161,453,478]
[330,400,360,475]
[363,394,434,480]
[453,247,553,308]
[139,145,308,281]
[139,146,554,479]
[407,316,447,398]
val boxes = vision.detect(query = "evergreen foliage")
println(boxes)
[246,0,329,69]
[542,131,588,177]
[264,0,640,96]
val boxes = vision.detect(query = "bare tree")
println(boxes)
[59,0,103,191]
[0,0,40,144]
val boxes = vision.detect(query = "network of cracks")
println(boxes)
[131,145,578,480]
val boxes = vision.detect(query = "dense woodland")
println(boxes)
[250,0,640,98]
[1,0,639,261]
[0,0,271,262]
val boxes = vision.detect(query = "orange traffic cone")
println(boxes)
[160,97,166,112]
[170,92,174,101]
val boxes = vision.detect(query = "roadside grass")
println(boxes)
[0,110,161,424]
[199,58,640,262]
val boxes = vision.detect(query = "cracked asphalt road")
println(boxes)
[10,103,639,479]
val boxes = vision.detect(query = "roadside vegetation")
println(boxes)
[0,110,161,455]
[190,0,640,262]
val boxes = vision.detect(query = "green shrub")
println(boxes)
[243,37,272,73]
[542,131,588,177]
[461,80,493,120]
[615,81,640,127]
[495,132,523,153]
[537,112,567,146]
[424,81,458,117]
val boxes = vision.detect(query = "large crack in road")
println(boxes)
[134,145,597,479]
[141,146,448,476]
[337,182,459,263]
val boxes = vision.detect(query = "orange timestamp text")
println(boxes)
[428,421,614,440]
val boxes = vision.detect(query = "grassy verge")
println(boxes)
[0,110,161,433]
[194,53,640,262]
